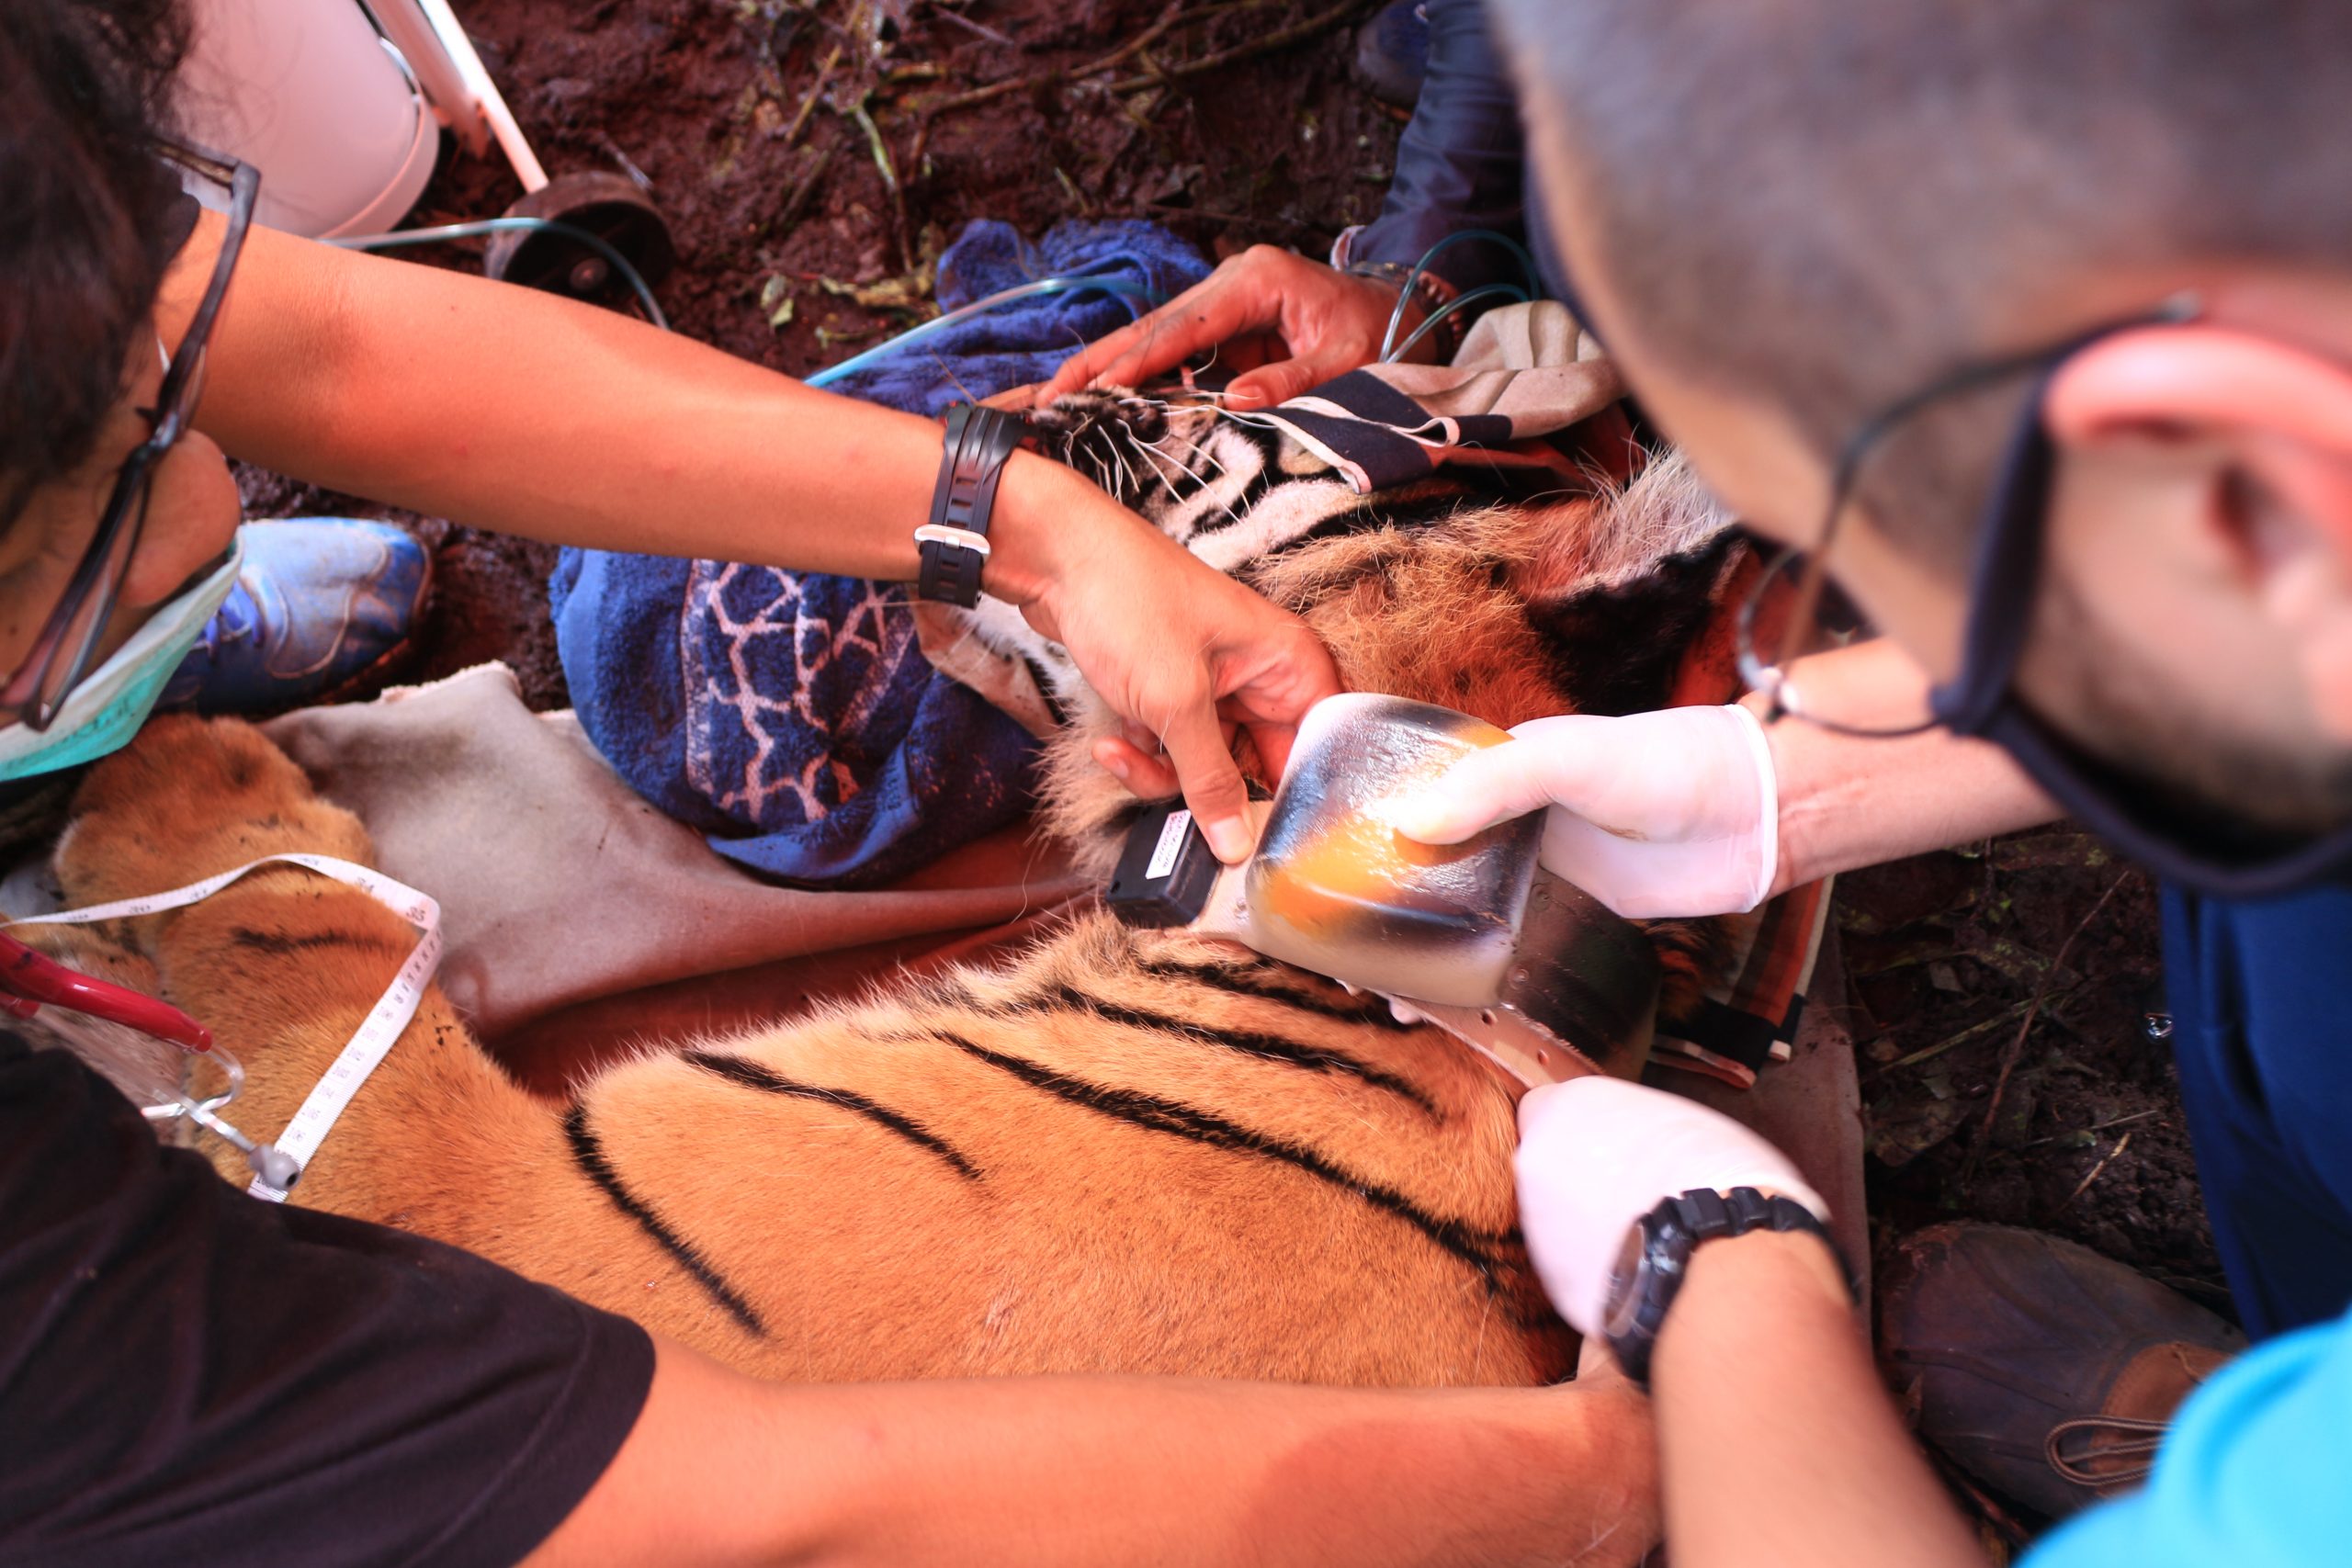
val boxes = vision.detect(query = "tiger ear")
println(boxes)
[1515,446,1735,604]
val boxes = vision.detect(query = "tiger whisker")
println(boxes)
[1098,425,1146,503]
[1159,423,1238,484]
[1128,436,1194,505]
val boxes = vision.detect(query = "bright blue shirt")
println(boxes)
[2027,1307,2352,1566]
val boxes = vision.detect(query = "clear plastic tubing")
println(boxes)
[803,275,1161,388]
[332,217,673,330]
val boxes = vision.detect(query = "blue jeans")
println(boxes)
[2164,883,2352,1338]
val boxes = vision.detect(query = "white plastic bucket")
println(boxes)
[176,0,439,239]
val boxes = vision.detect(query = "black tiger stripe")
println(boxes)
[1223,493,1487,589]
[1283,502,1465,555]
[929,1031,1510,1290]
[1018,653,1074,729]
[680,1049,982,1182]
[998,983,1441,1116]
[229,926,407,959]
[1139,426,1256,509]
[562,1104,766,1337]
[1133,955,1421,1033]
[1182,465,1285,534]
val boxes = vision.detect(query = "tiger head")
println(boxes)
[949,390,1743,860]
[929,388,1747,1016]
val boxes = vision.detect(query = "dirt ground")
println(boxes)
[238,0,2220,1314]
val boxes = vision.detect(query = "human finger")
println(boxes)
[1225,351,1352,412]
[1156,695,1257,863]
[1093,733,1181,798]
[1038,275,1272,401]
[1389,731,1586,845]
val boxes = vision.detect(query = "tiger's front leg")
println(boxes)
[57,715,378,908]
[50,718,808,1362]
[51,721,565,1238]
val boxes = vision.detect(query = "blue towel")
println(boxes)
[822,219,1210,414]
[550,219,1211,888]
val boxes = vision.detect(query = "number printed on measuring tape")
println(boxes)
[9,853,443,1201]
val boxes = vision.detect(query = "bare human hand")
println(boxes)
[989,455,1343,862]
[1036,245,1427,412]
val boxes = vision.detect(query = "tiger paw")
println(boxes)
[56,716,374,911]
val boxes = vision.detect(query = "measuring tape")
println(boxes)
[10,853,442,1201]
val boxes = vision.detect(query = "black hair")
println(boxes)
[0,0,192,528]
[1490,1,2352,567]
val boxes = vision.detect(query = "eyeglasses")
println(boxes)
[0,142,258,732]
[1732,296,2203,739]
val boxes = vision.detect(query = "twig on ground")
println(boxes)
[773,145,836,237]
[594,131,655,191]
[921,0,1189,113]
[852,96,899,190]
[917,0,1256,115]
[1968,870,2133,1166]
[1882,994,2041,1072]
[1102,0,1367,92]
[2060,1132,2133,1210]
[2023,1107,2159,1149]
[842,92,915,272]
[929,4,1015,47]
[784,41,845,148]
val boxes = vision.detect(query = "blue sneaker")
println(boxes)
[1354,0,1430,107]
[162,518,431,714]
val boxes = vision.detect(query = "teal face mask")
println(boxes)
[0,529,245,783]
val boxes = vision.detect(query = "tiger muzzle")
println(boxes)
[1106,694,1658,1087]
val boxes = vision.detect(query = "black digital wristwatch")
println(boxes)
[1601,1185,1855,1389]
[915,402,1030,607]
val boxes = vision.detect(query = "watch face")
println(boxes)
[1601,1221,1647,1339]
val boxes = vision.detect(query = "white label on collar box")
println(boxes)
[1146,809,1193,880]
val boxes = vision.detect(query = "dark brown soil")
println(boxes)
[236,1,2210,1311]
[1845,833,2222,1311]
[238,0,1408,708]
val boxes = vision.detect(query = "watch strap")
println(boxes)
[1604,1185,1852,1390]
[918,403,1029,607]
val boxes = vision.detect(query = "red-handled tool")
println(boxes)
[0,931,213,1052]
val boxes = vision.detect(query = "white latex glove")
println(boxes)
[1514,1077,1826,1337]
[1391,705,1778,919]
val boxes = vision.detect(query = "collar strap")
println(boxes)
[918,403,1030,607]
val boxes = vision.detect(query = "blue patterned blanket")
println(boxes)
[549,220,1209,887]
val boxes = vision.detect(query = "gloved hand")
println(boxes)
[1391,704,1779,919]
[1514,1077,1826,1337]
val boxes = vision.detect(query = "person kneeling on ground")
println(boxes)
[1385,3,2352,1562]
[0,3,1659,1564]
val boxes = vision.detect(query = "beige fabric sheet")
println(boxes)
[265,663,1086,1040]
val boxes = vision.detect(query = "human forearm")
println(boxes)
[537,1339,1657,1568]
[162,215,1345,852]
[1652,1234,1982,1568]
[166,216,1092,597]
[1750,640,2057,894]
[802,1375,1654,1568]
